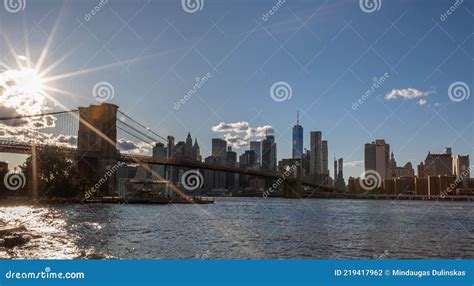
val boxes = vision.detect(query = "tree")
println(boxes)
[20,146,80,198]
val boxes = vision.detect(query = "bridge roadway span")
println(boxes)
[0,140,333,190]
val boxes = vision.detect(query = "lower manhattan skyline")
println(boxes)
[0,0,472,182]
[0,0,473,275]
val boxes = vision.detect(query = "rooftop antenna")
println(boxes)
[297,110,299,125]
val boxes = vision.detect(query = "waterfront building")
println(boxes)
[267,134,277,171]
[365,139,390,179]
[347,177,362,194]
[278,158,301,179]
[309,131,322,175]
[261,135,277,171]
[383,178,395,195]
[334,158,346,191]
[394,177,415,195]
[151,142,167,180]
[292,111,303,159]
[428,176,440,196]
[302,149,311,175]
[322,140,329,176]
[453,155,470,187]
[250,141,262,165]
[203,156,226,192]
[415,177,428,195]
[418,148,453,177]
[239,150,257,189]
[193,139,201,162]
[211,138,227,161]
[225,146,237,191]
[389,152,415,178]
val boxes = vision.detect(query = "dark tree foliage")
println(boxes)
[20,147,80,198]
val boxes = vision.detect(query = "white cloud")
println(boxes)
[223,134,248,148]
[343,160,363,167]
[212,121,273,149]
[117,139,151,154]
[417,98,427,105]
[212,121,249,133]
[385,88,432,100]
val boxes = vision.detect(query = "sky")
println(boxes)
[0,0,473,180]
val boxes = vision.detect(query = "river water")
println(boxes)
[0,198,472,259]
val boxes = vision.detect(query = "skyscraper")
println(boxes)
[212,138,227,161]
[418,148,453,177]
[292,111,303,159]
[322,140,328,176]
[261,139,271,170]
[250,141,261,165]
[453,154,470,187]
[365,140,390,179]
[310,131,322,175]
[266,134,277,171]
[225,146,237,190]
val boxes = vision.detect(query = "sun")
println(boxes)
[0,66,46,115]
[16,68,44,96]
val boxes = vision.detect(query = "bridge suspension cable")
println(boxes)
[0,110,78,121]
[118,111,168,143]
[118,120,160,144]
[116,126,155,147]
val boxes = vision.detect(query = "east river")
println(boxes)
[0,198,472,259]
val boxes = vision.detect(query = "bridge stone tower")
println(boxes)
[77,103,119,196]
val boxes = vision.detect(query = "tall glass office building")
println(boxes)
[292,111,303,159]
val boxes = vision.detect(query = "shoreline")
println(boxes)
[0,193,473,206]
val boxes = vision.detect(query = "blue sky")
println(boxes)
[0,0,473,179]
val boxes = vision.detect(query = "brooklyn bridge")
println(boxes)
[0,103,336,198]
